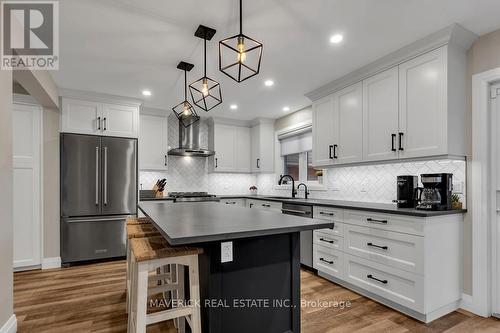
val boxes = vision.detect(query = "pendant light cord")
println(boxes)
[239,0,243,35]
[204,38,207,77]
[184,69,187,101]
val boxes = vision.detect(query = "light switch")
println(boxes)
[221,241,233,263]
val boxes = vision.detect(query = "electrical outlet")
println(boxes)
[453,182,463,194]
[361,183,368,193]
[221,241,233,263]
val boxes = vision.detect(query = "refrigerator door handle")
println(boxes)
[95,147,99,205]
[104,146,108,205]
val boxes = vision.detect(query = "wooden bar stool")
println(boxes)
[126,216,152,225]
[128,236,203,333]
[126,223,161,313]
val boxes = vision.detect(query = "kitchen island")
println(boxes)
[139,201,334,333]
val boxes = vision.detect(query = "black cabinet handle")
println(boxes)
[333,144,338,159]
[329,145,334,159]
[367,242,388,250]
[319,238,334,244]
[226,201,237,205]
[391,134,396,152]
[366,218,388,224]
[319,211,334,216]
[103,117,107,131]
[215,158,218,168]
[256,158,260,169]
[164,155,167,166]
[367,274,388,284]
[262,204,271,208]
[319,258,334,265]
[97,117,101,130]
[249,203,254,208]
[398,132,404,151]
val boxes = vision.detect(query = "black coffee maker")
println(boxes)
[393,175,418,208]
[415,173,453,211]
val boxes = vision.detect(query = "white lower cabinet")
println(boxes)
[246,199,282,213]
[313,207,463,323]
[219,198,246,207]
[343,254,424,313]
[313,244,344,279]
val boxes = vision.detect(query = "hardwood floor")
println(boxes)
[14,260,500,332]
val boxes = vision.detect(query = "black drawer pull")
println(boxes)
[319,211,334,216]
[367,274,388,284]
[319,238,334,244]
[366,218,388,224]
[367,242,388,250]
[262,204,271,208]
[320,258,334,265]
[226,201,237,205]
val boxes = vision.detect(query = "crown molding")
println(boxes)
[59,88,143,106]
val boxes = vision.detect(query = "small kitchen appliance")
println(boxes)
[415,173,453,211]
[393,175,418,208]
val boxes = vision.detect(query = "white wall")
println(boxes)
[0,69,14,329]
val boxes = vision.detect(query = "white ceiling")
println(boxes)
[52,0,500,120]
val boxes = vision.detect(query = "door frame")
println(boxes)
[491,83,500,317]
[470,68,500,316]
[12,95,43,270]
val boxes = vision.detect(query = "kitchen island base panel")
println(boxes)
[199,232,301,333]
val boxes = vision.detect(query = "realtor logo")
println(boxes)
[1,0,59,70]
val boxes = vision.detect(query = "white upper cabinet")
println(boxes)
[250,121,275,173]
[61,98,101,135]
[335,82,363,164]
[362,67,399,161]
[312,42,467,166]
[235,126,251,173]
[312,95,336,167]
[213,124,236,172]
[398,47,447,158]
[139,113,168,170]
[101,103,139,138]
[61,95,140,138]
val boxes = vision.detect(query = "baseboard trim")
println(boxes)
[459,293,486,316]
[42,257,61,269]
[0,315,17,333]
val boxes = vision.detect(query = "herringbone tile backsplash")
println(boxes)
[140,115,466,204]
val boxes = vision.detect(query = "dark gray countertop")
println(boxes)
[139,197,175,202]
[139,201,334,245]
[217,195,467,217]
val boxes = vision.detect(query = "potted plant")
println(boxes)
[249,186,258,195]
[451,194,463,210]
[316,170,324,184]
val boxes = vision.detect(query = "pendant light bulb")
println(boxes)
[201,78,209,97]
[182,102,191,116]
[237,36,246,63]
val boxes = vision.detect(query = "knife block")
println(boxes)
[155,191,164,198]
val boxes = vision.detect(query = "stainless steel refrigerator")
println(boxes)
[60,133,137,264]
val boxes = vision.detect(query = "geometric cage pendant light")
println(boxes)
[219,0,263,83]
[172,61,200,128]
[189,25,222,112]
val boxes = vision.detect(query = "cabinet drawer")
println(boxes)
[344,210,424,236]
[344,224,424,274]
[246,199,282,212]
[344,254,424,312]
[313,206,344,237]
[313,231,343,251]
[220,198,246,207]
[313,244,344,279]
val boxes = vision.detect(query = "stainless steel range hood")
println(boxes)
[168,119,215,157]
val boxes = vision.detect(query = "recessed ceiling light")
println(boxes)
[264,80,274,87]
[230,104,238,110]
[282,106,290,112]
[329,34,343,44]
[142,90,152,96]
